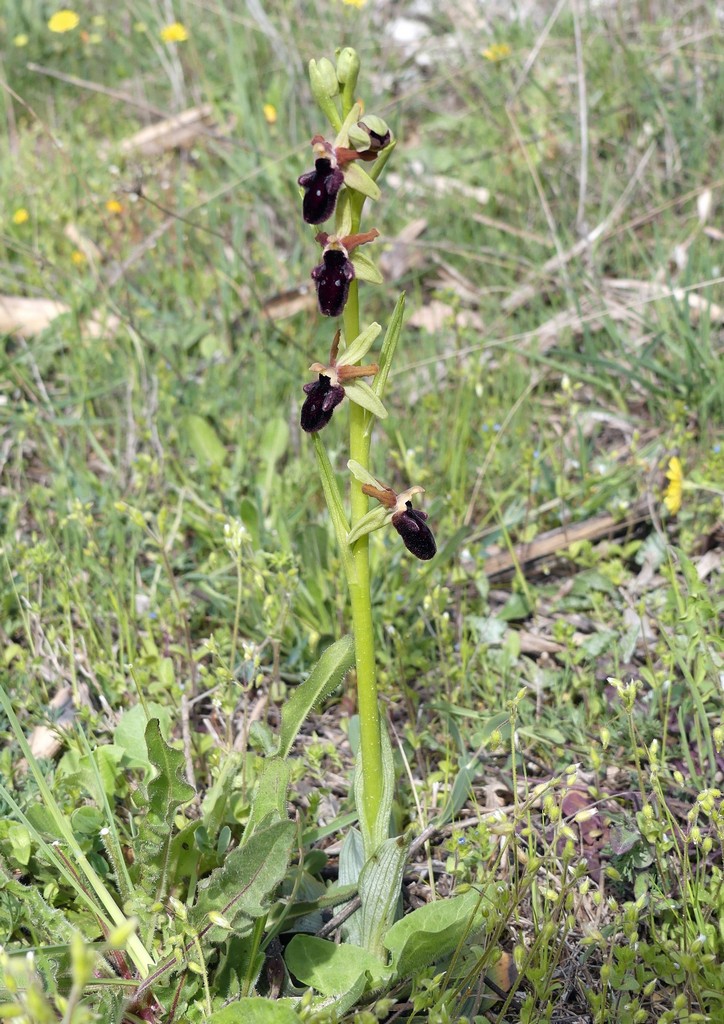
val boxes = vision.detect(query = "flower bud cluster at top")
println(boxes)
[298,49,435,561]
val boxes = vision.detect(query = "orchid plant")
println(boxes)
[297,48,436,862]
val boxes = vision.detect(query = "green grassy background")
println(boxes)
[1,0,723,1019]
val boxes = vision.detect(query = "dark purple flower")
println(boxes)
[300,374,346,433]
[311,249,355,318]
[391,502,437,561]
[298,158,344,225]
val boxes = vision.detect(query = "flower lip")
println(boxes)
[301,375,346,433]
[298,155,344,225]
[311,249,355,317]
[391,502,437,561]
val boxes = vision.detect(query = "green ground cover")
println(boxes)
[1,1,723,1021]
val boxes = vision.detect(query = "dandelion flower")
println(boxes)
[71,249,87,266]
[48,10,80,33]
[13,34,29,47]
[342,0,367,7]
[12,208,29,225]
[482,42,511,62]
[263,103,277,125]
[160,22,188,43]
[664,457,684,515]
[106,199,123,215]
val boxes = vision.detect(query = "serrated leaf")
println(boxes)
[182,414,226,469]
[341,162,381,201]
[344,381,387,419]
[350,250,384,284]
[139,719,195,902]
[346,506,390,546]
[190,819,295,941]
[384,887,488,977]
[337,322,381,367]
[242,758,290,843]
[284,935,387,996]
[278,637,355,758]
[373,293,405,400]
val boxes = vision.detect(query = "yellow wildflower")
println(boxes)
[342,0,367,7]
[48,10,80,33]
[263,103,277,125]
[12,208,29,225]
[482,42,512,62]
[106,200,124,215]
[14,34,29,47]
[71,249,87,266]
[160,22,188,43]
[664,457,683,515]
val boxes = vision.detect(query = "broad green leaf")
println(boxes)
[373,293,405,400]
[190,819,295,941]
[337,322,382,367]
[337,826,365,944]
[182,413,226,469]
[350,250,383,284]
[284,935,387,996]
[208,998,301,1024]
[385,887,488,977]
[341,162,381,201]
[346,506,390,546]
[113,702,173,768]
[312,435,356,583]
[138,719,195,904]
[344,381,388,419]
[279,636,355,758]
[241,758,290,842]
[358,833,411,957]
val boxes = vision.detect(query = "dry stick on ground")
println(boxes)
[478,499,650,580]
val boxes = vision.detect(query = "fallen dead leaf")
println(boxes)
[117,103,214,157]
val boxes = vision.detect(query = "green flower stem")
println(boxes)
[343,188,384,844]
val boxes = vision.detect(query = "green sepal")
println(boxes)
[373,293,405,400]
[337,322,381,367]
[334,102,364,148]
[347,459,385,490]
[350,250,383,284]
[344,381,387,420]
[347,506,391,546]
[342,161,381,201]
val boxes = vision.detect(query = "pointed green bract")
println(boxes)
[350,250,383,284]
[347,506,390,546]
[342,161,381,201]
[337,322,381,367]
[344,380,387,419]
[373,293,405,400]
[278,636,355,758]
